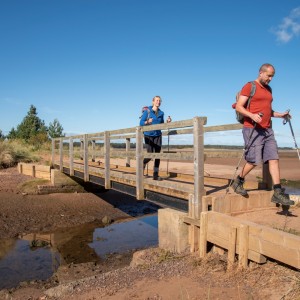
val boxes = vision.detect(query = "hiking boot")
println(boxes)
[271,188,295,206]
[232,178,248,196]
[153,172,163,181]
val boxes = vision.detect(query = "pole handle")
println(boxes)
[283,109,291,125]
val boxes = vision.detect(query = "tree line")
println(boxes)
[0,105,65,147]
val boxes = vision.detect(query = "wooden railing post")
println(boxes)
[51,139,55,168]
[126,138,131,167]
[104,131,111,189]
[83,134,89,182]
[69,138,74,176]
[59,137,63,172]
[80,139,84,160]
[238,224,249,268]
[136,126,144,200]
[199,212,208,258]
[91,140,96,162]
[193,116,206,219]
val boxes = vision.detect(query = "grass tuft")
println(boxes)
[0,140,42,169]
[17,178,51,194]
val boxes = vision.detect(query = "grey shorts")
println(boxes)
[242,127,279,165]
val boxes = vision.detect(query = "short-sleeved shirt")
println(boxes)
[241,81,273,129]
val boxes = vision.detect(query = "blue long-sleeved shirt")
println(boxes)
[139,105,164,137]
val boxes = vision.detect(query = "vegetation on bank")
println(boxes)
[1,104,64,144]
[0,104,63,169]
[0,140,46,169]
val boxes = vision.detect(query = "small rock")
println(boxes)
[102,216,112,225]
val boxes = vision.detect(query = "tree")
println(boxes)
[7,127,17,139]
[48,118,65,138]
[15,105,48,142]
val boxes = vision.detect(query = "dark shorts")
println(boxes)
[242,127,279,165]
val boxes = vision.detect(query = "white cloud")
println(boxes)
[272,7,300,43]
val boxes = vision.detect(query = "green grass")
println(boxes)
[280,178,300,189]
[256,176,300,189]
[17,178,51,194]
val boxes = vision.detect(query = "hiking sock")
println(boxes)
[273,184,282,190]
[237,175,244,182]
[273,183,282,190]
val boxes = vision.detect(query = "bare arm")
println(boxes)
[272,110,291,119]
[236,95,263,123]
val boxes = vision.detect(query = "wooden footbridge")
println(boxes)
[51,117,272,213]
[51,117,300,270]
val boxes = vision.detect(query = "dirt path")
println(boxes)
[0,161,300,299]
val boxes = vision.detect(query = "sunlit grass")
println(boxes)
[256,176,300,188]
[0,140,51,169]
[17,178,51,194]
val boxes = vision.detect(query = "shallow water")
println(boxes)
[284,186,300,196]
[0,214,158,289]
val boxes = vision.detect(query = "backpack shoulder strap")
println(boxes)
[147,107,151,119]
[246,81,256,109]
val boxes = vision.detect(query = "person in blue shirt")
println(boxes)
[140,96,172,180]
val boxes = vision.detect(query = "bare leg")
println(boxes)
[240,162,256,178]
[268,159,280,185]
[232,162,256,196]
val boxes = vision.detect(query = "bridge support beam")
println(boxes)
[136,126,144,200]
[126,138,131,167]
[69,138,74,176]
[192,116,207,219]
[104,131,111,189]
[59,137,63,172]
[83,134,89,182]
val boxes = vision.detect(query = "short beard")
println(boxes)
[259,78,268,86]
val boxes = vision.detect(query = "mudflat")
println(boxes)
[0,154,299,299]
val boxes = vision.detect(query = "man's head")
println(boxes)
[258,63,275,86]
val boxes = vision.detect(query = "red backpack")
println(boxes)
[140,106,150,119]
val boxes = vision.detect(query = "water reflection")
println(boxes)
[0,214,158,290]
[0,239,59,289]
[90,214,158,257]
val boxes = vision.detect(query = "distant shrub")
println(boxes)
[0,140,40,169]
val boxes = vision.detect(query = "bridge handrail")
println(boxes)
[51,117,271,219]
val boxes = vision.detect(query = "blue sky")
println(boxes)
[0,0,299,147]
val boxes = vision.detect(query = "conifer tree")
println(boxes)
[48,118,65,138]
[15,105,48,143]
[0,129,4,140]
[7,127,17,139]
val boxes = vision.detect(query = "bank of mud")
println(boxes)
[1,166,300,299]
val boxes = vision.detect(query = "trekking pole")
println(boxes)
[226,113,263,193]
[283,109,300,161]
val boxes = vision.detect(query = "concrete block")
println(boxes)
[51,169,80,187]
[158,208,189,253]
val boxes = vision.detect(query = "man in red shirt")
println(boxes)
[233,63,294,206]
